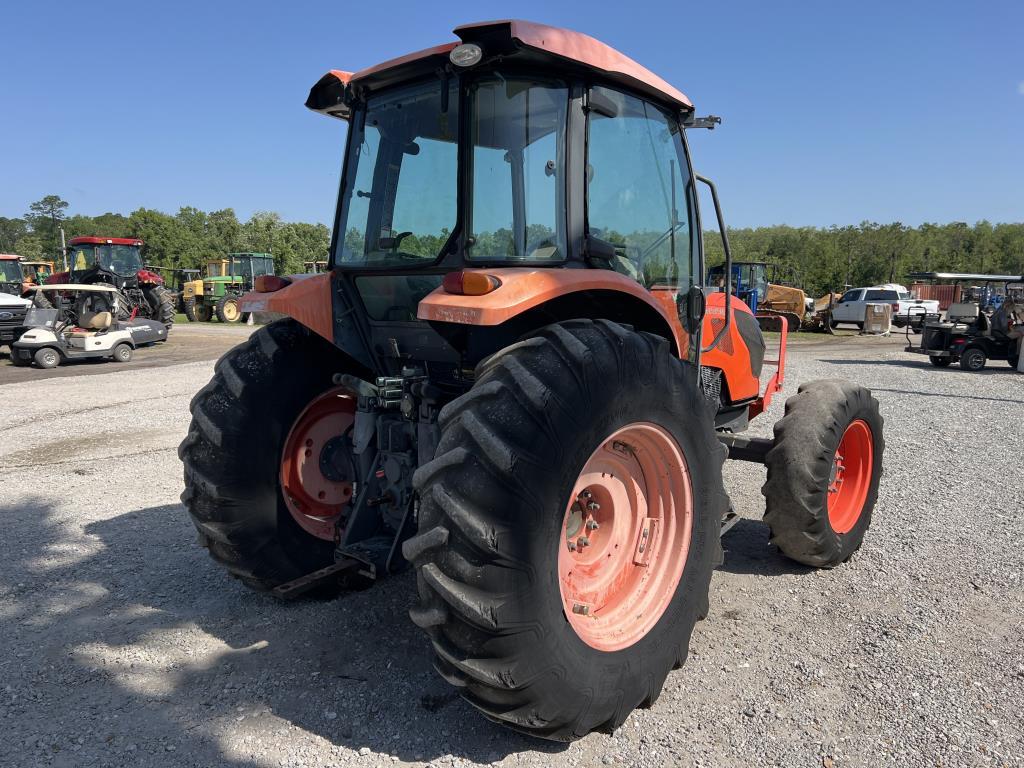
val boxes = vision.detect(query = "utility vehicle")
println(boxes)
[181,253,274,322]
[12,284,166,368]
[180,20,885,741]
[46,237,176,328]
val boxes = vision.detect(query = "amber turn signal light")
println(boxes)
[442,271,501,296]
[254,275,292,292]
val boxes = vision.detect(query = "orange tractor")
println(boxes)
[180,21,884,741]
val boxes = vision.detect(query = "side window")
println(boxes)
[586,86,692,288]
[840,290,860,303]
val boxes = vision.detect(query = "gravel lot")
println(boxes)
[1,331,1022,768]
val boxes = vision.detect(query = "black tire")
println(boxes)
[34,347,60,369]
[216,293,242,323]
[855,321,864,330]
[959,347,986,371]
[144,285,176,329]
[195,303,214,322]
[763,380,883,568]
[929,356,951,368]
[183,298,198,322]
[404,320,728,741]
[10,351,30,367]
[178,319,364,590]
[112,343,133,363]
[1009,354,1020,369]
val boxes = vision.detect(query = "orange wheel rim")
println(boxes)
[826,419,874,534]
[558,422,692,652]
[279,387,355,541]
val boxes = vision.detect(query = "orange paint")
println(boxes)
[826,420,874,534]
[418,268,686,352]
[239,272,335,344]
[700,292,761,402]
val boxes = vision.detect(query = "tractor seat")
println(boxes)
[69,311,113,337]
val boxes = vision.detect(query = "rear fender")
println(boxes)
[239,272,334,343]
[417,268,687,355]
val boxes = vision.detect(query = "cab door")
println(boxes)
[584,85,700,360]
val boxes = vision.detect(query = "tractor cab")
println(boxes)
[0,255,23,296]
[182,253,275,323]
[708,261,769,308]
[66,238,146,285]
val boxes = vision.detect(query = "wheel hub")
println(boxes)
[558,422,692,652]
[280,388,356,541]
[826,419,874,534]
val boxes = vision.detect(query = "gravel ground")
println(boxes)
[1,333,1022,768]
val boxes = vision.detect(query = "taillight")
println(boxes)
[952,337,965,344]
[891,303,900,313]
[254,275,291,292]
[442,271,501,295]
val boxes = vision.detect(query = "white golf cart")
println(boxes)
[11,284,167,368]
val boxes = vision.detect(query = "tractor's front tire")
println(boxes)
[144,285,176,329]
[216,293,242,323]
[763,380,883,568]
[405,320,727,741]
[183,298,198,322]
[178,319,358,590]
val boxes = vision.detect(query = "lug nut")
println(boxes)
[577,536,590,548]
[579,490,592,500]
[586,501,600,512]
[586,520,599,530]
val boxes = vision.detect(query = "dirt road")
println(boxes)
[1,330,1021,767]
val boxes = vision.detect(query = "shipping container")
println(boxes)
[910,283,960,311]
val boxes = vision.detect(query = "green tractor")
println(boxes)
[182,253,274,322]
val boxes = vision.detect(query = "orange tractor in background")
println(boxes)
[180,20,884,741]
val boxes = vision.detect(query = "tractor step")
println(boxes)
[271,558,362,600]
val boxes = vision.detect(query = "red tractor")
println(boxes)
[46,237,175,328]
[180,20,884,741]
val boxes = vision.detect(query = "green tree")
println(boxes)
[25,195,70,258]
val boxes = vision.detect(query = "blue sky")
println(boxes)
[3,0,1021,228]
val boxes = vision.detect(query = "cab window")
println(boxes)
[839,289,861,303]
[585,86,693,289]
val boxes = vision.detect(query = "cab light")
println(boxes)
[442,271,501,296]
[255,275,292,292]
[449,43,483,67]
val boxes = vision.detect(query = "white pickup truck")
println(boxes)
[830,284,940,330]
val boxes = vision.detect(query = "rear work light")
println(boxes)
[442,271,501,296]
[255,275,292,292]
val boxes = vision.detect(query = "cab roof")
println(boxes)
[69,237,143,247]
[0,254,20,261]
[306,20,693,120]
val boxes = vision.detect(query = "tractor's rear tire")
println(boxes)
[178,319,360,590]
[216,294,242,323]
[183,298,198,322]
[405,320,727,741]
[195,303,213,322]
[929,356,951,368]
[763,380,883,568]
[144,285,176,329]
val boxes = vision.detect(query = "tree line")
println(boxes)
[3,196,1022,296]
[0,195,330,277]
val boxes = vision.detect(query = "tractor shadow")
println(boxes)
[0,499,562,766]
[718,518,811,577]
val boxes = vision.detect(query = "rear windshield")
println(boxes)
[864,289,898,301]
